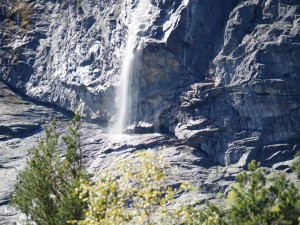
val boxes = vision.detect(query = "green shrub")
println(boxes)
[10,114,300,225]
[193,160,300,225]
[76,0,82,8]
[11,115,89,225]
[291,152,300,177]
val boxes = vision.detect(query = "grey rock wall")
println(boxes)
[0,0,299,187]
[0,0,238,127]
[176,0,300,165]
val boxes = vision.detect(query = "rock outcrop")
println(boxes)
[176,0,300,165]
[0,0,238,126]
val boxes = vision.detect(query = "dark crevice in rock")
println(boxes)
[0,79,74,119]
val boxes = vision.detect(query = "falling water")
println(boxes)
[112,0,150,133]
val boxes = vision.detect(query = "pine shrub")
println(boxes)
[191,161,300,225]
[11,115,88,225]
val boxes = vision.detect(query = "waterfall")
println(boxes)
[112,0,150,134]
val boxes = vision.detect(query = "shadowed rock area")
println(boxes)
[176,0,300,166]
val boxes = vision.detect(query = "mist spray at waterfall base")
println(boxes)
[110,0,151,134]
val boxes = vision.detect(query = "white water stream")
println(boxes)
[112,0,150,133]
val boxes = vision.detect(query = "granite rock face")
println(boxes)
[0,0,238,126]
[176,0,300,165]
[0,0,299,168]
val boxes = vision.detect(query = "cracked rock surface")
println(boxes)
[1,0,299,166]
[176,0,300,166]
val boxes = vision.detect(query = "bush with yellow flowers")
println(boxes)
[71,151,194,225]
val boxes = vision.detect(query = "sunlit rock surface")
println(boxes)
[0,0,237,125]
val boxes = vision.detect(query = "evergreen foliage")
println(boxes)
[10,115,300,225]
[11,115,88,225]
[291,152,300,177]
[192,161,300,225]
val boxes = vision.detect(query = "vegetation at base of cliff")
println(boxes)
[71,158,300,225]
[10,118,300,225]
[71,151,193,225]
[10,115,89,225]
[76,0,82,9]
[291,152,300,177]
[194,161,300,225]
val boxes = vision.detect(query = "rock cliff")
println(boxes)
[0,0,237,124]
[0,0,300,223]
[1,0,299,165]
[176,0,300,165]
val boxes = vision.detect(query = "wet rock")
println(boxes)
[125,121,155,134]
[0,0,238,128]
